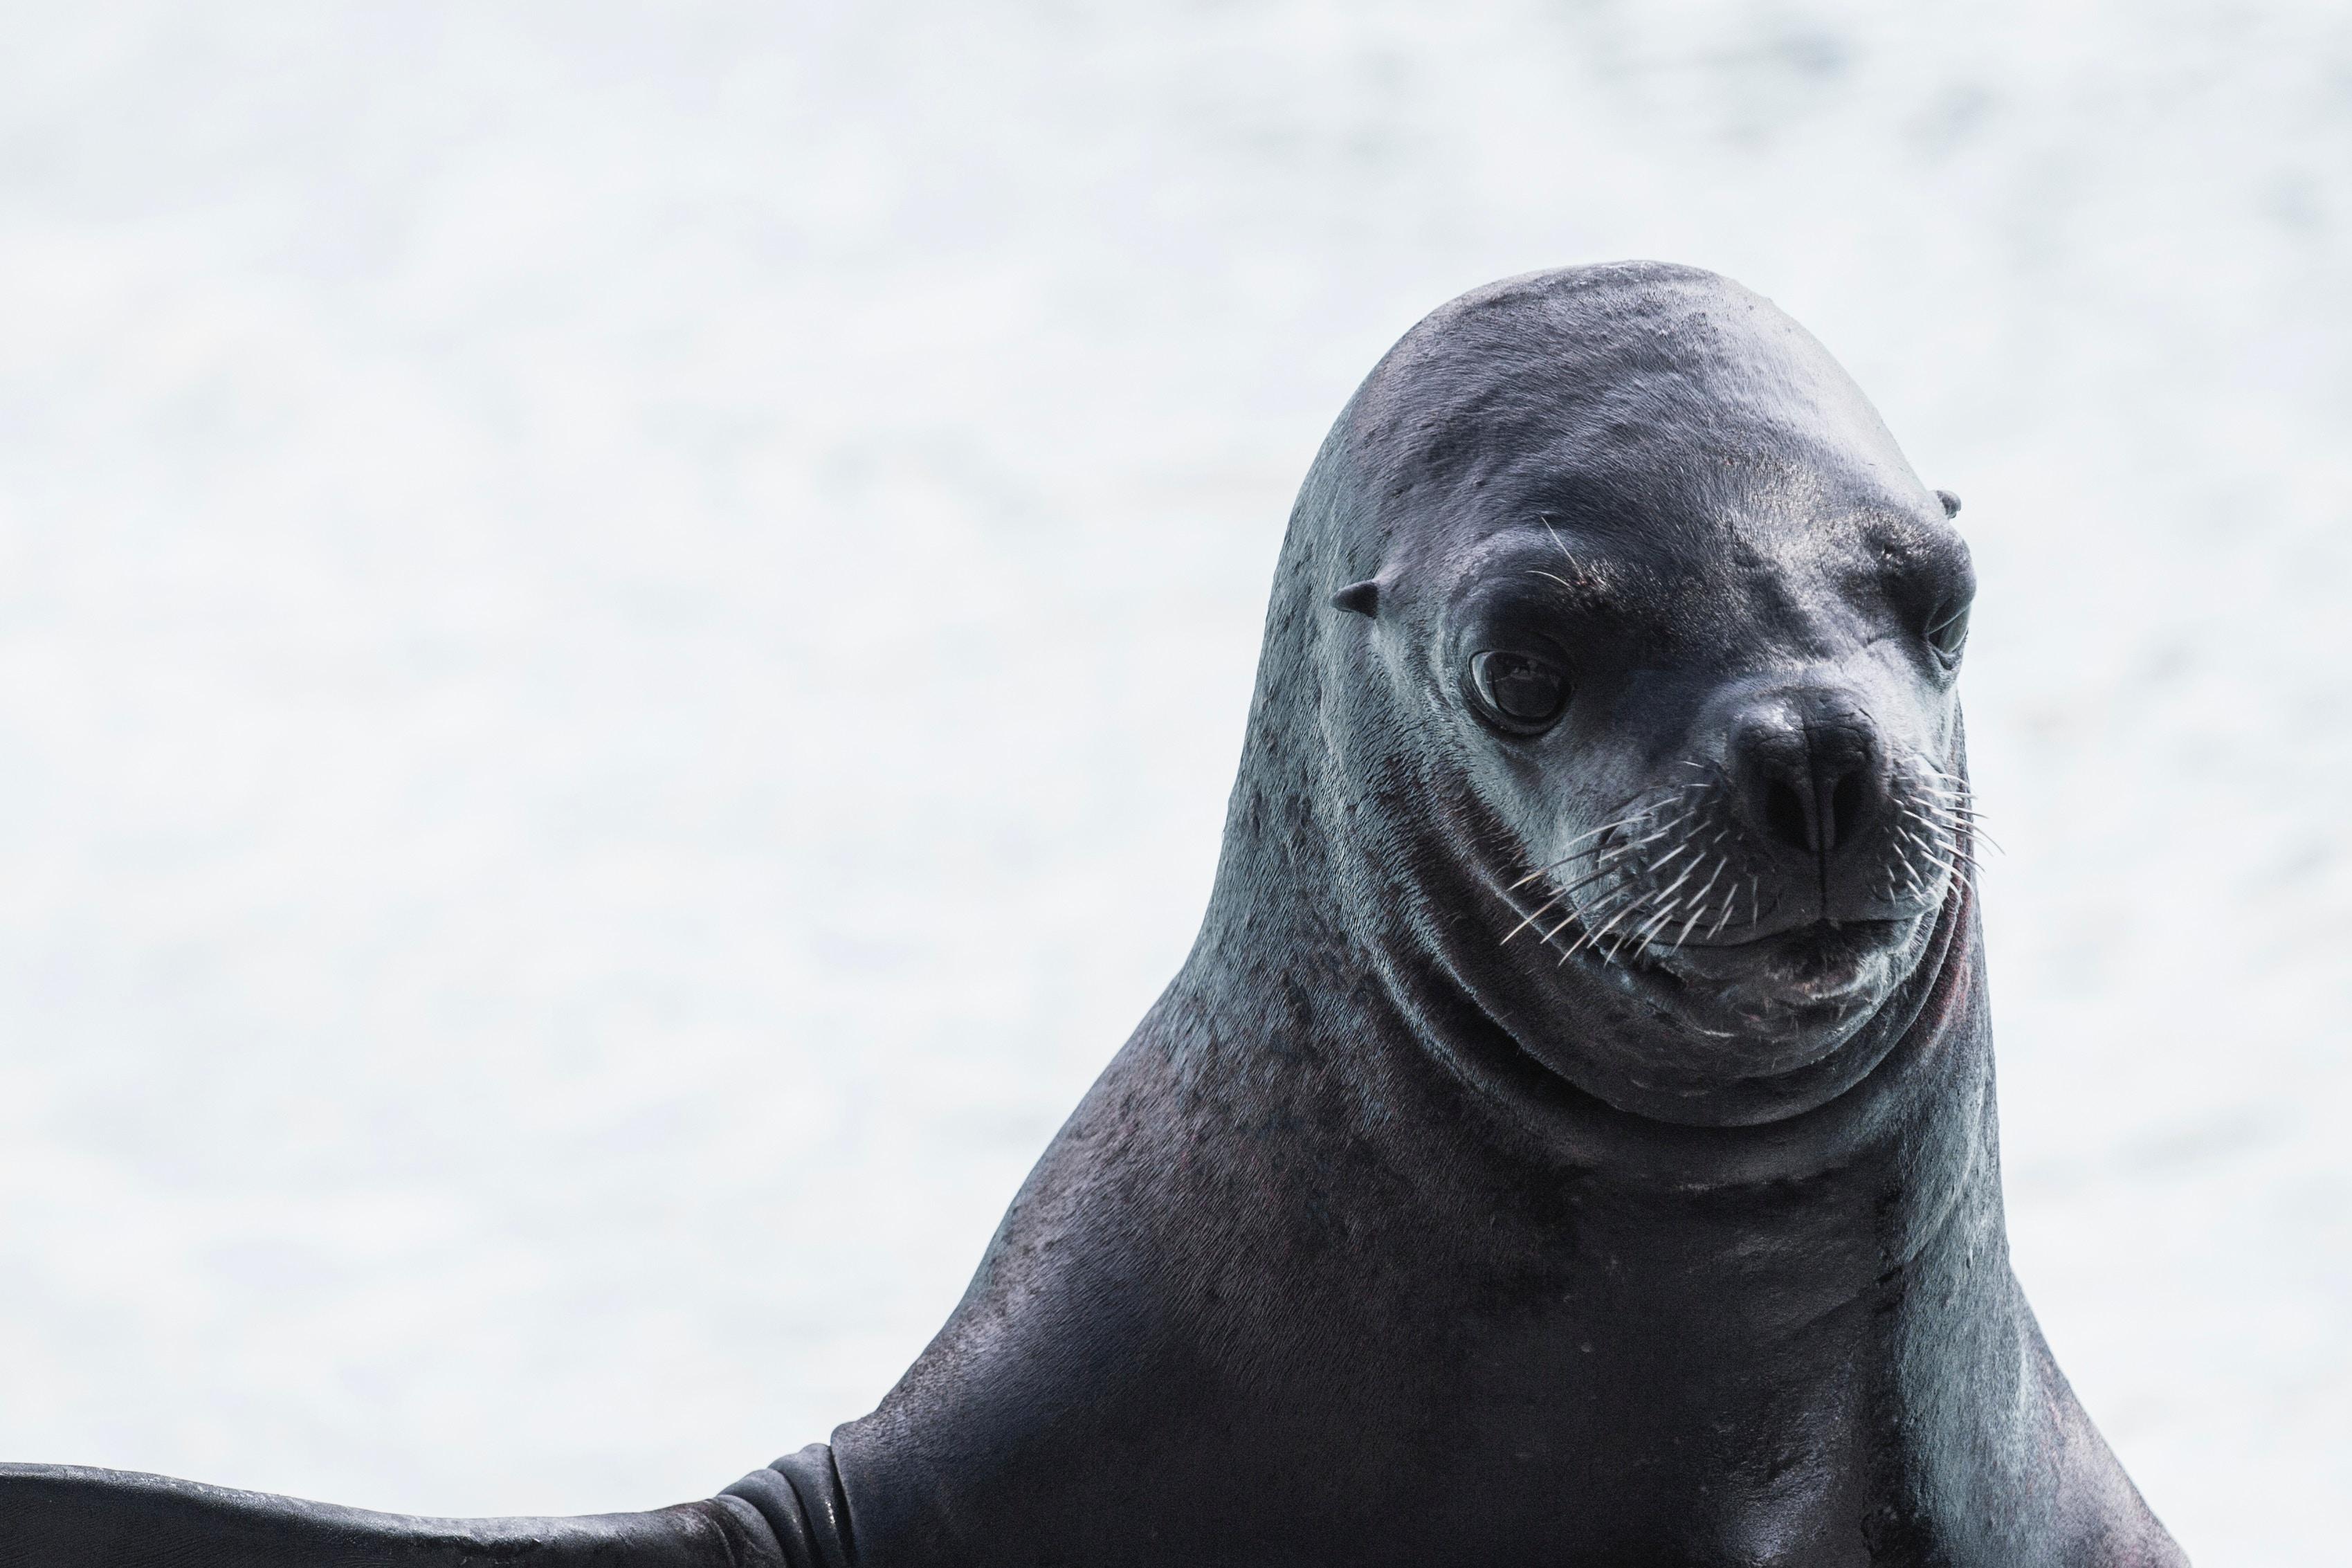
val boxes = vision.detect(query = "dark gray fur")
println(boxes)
[0,264,2185,1567]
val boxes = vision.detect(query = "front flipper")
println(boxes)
[0,1461,818,1567]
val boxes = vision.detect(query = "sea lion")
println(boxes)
[0,263,2185,1566]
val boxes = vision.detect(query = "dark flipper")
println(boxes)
[716,1448,857,1568]
[0,1448,858,1568]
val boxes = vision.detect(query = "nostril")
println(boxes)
[1827,770,1866,851]
[1764,776,1814,851]
[1733,694,1881,862]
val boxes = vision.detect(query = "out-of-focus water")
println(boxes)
[0,2,2344,1559]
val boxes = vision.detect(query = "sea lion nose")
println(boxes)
[1731,690,1882,857]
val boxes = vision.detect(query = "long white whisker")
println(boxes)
[1648,841,1697,876]
[1501,897,1562,945]
[1628,897,1687,954]
[1562,894,1643,964]
[1540,516,1579,572]
[1672,859,1729,949]
[1508,811,1651,887]
[1706,879,1740,940]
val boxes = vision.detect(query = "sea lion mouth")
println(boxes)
[1542,904,1923,1042]
[1650,918,1911,1005]
[1498,754,1973,1053]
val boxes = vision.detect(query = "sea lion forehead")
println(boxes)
[1344,263,1927,528]
[1338,264,1947,604]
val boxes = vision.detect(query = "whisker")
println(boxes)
[1562,894,1643,965]
[1954,821,2004,854]
[1540,516,1580,572]
[1629,897,1688,954]
[1648,859,1701,906]
[1672,858,1729,949]
[1619,857,1701,952]
[1508,812,1649,888]
[1648,841,1697,876]
[1706,876,1741,940]
[1501,897,1563,945]
[1603,913,1649,965]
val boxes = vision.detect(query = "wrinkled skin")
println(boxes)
[1,264,2185,1567]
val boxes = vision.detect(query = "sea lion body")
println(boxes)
[0,264,2184,1567]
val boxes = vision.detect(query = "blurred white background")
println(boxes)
[1,1,2345,1560]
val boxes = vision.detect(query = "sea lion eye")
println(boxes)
[1468,650,1569,729]
[1925,600,1971,665]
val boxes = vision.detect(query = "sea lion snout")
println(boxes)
[1726,686,1885,859]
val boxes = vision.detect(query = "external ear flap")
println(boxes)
[1935,489,1963,518]
[1329,580,1380,618]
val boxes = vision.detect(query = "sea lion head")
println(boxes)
[1252,262,1978,1129]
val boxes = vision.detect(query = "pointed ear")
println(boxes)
[1329,580,1380,618]
[1935,489,1963,518]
